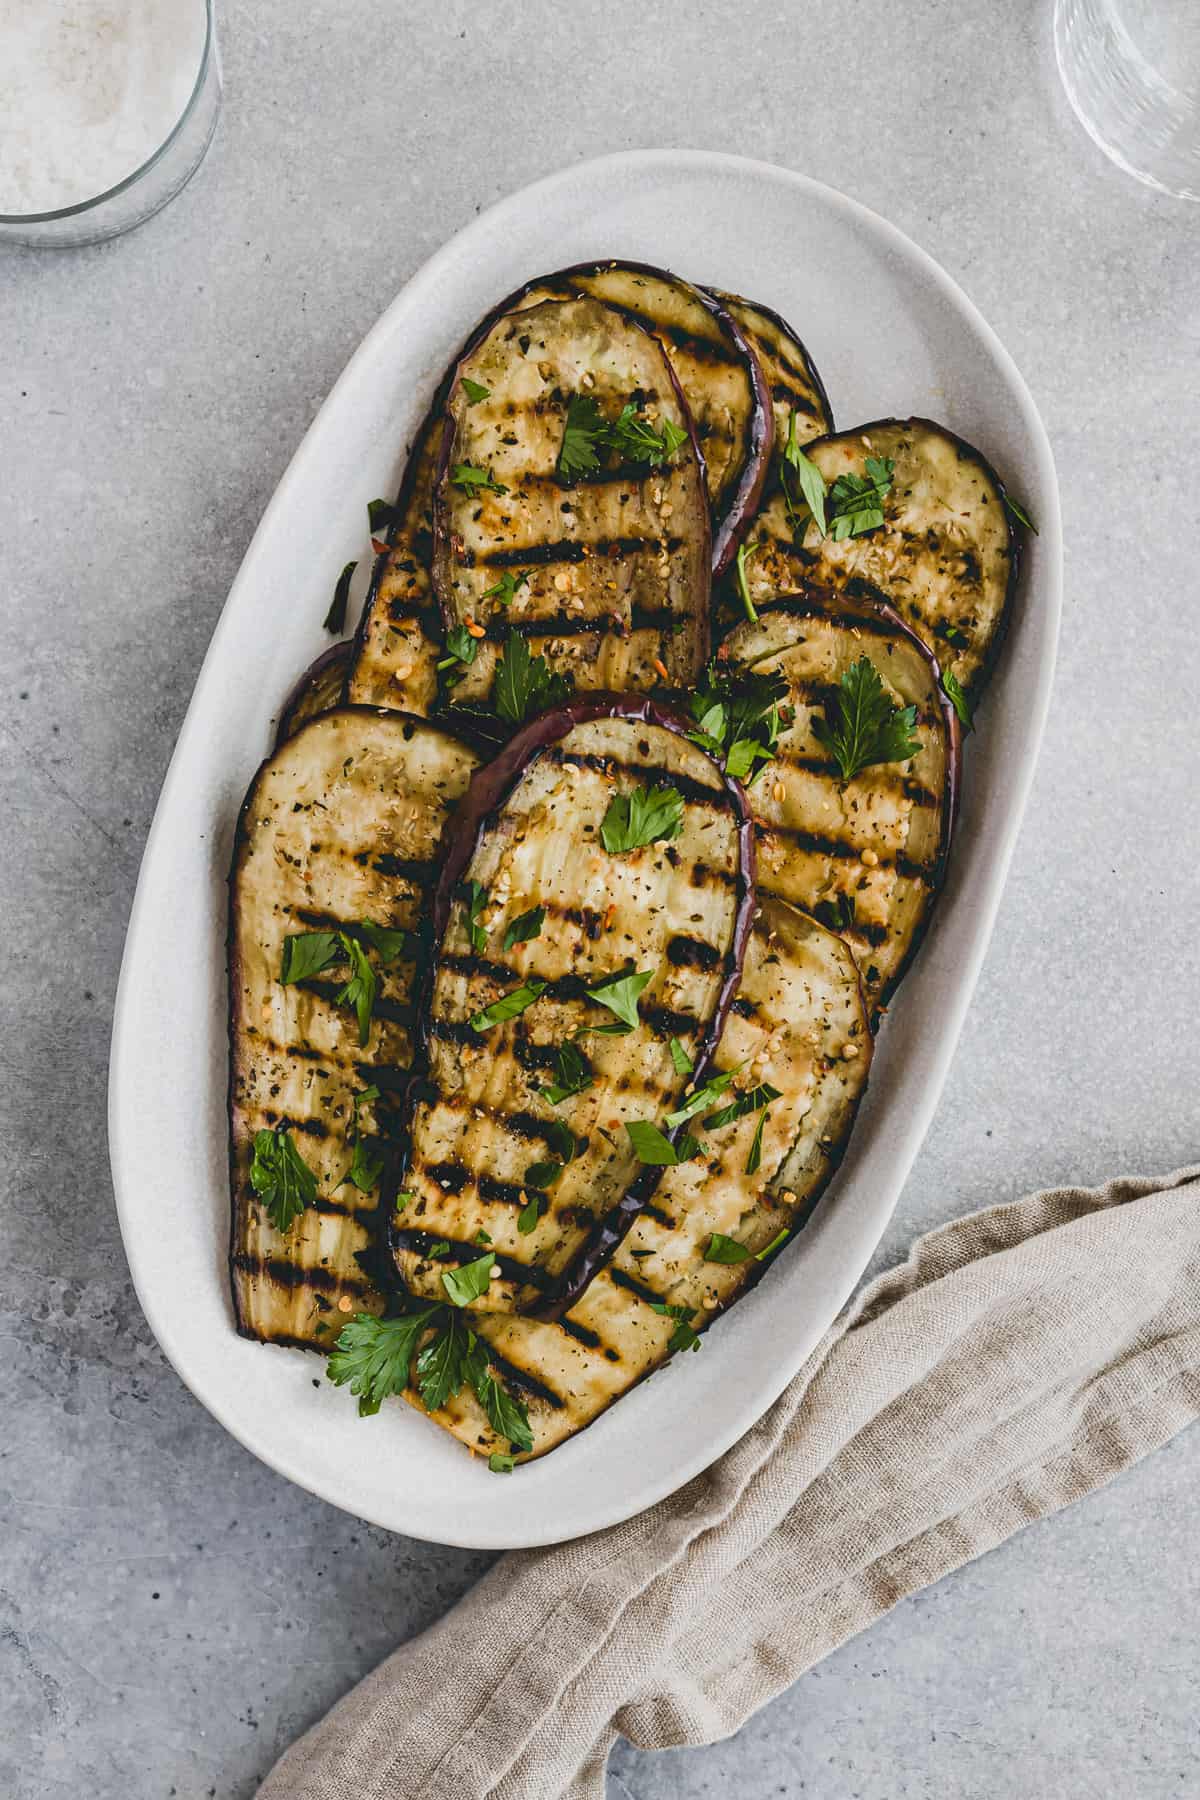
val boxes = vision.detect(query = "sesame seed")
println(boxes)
[861,848,879,867]
[336,1295,353,1313]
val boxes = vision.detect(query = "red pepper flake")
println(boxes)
[652,657,669,681]
[370,537,390,555]
[465,618,486,639]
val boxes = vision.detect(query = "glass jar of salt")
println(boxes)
[0,0,220,246]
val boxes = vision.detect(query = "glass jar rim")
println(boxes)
[0,0,216,225]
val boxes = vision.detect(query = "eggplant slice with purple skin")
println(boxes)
[275,641,354,747]
[391,695,755,1318]
[228,708,480,1347]
[737,417,1018,700]
[431,295,711,713]
[417,898,871,1461]
[711,289,833,457]
[721,591,959,1008]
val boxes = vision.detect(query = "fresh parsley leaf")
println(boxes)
[703,1082,782,1131]
[939,622,969,647]
[827,455,894,541]
[367,498,400,534]
[441,1252,496,1308]
[470,979,546,1033]
[460,880,489,954]
[481,569,528,607]
[810,656,920,782]
[425,1241,450,1259]
[668,1036,694,1077]
[335,933,377,1048]
[475,1228,493,1245]
[359,920,408,964]
[1003,491,1037,534]
[585,966,652,1032]
[437,622,479,672]
[503,905,545,951]
[340,1135,385,1193]
[599,783,684,854]
[394,1190,414,1212]
[734,540,762,625]
[542,1118,579,1163]
[250,1126,318,1232]
[524,1159,564,1190]
[607,401,688,468]
[461,378,491,404]
[326,1307,438,1416]
[746,1108,769,1175]
[324,560,356,633]
[705,1231,753,1264]
[650,1301,702,1354]
[488,1451,517,1473]
[625,1121,701,1166]
[279,930,342,985]
[556,392,606,481]
[688,661,790,786]
[813,890,857,935]
[556,393,687,484]
[756,1227,789,1259]
[517,1191,545,1234]
[942,669,973,734]
[494,630,571,724]
[468,1346,534,1452]
[451,462,507,496]
[415,1314,470,1412]
[780,409,828,537]
[540,1040,593,1106]
[664,1064,742,1131]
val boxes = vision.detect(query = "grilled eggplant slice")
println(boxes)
[418,899,871,1459]
[391,696,755,1317]
[275,642,354,746]
[431,296,711,709]
[722,592,958,1006]
[520,264,771,574]
[738,417,1018,699]
[228,708,479,1347]
[712,290,833,457]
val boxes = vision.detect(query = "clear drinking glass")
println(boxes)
[1054,0,1200,199]
[0,0,221,248]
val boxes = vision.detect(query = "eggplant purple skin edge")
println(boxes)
[274,641,354,749]
[773,413,1022,705]
[225,705,481,1344]
[725,586,962,1012]
[393,690,758,1321]
[705,285,836,441]
[343,260,778,709]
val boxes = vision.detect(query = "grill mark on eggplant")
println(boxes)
[477,606,680,642]
[665,935,722,972]
[480,1343,567,1409]
[607,1264,668,1309]
[368,853,439,882]
[418,1158,530,1210]
[557,1315,603,1350]
[460,534,678,570]
[299,980,417,1027]
[730,995,760,1019]
[231,1253,374,1297]
[241,1039,413,1090]
[756,823,938,884]
[557,286,742,369]
[773,750,940,806]
[538,745,730,814]
[439,946,723,1000]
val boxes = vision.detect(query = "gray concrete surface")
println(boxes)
[2,1,1198,1794]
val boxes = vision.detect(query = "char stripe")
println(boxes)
[477,607,679,643]
[232,1253,373,1296]
[539,744,730,814]
[480,1342,566,1410]
[666,935,722,972]
[565,286,741,369]
[369,853,439,881]
[415,1158,529,1210]
[461,533,679,571]
[393,1230,551,1289]
[557,1315,603,1350]
[608,1264,669,1309]
[756,823,937,884]
[775,750,940,805]
[300,980,417,1026]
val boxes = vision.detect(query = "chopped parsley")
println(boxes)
[704,1231,752,1265]
[460,881,489,953]
[556,391,688,484]
[668,1036,694,1077]
[664,1064,742,1131]
[481,569,529,608]
[780,409,828,538]
[323,560,356,634]
[469,979,546,1033]
[650,1301,702,1353]
[326,1307,439,1416]
[367,498,401,533]
[279,929,341,985]
[451,462,507,496]
[488,1452,517,1473]
[279,925,398,1047]
[746,1108,769,1175]
[756,1227,789,1260]
[437,622,479,674]
[599,783,684,854]
[733,539,762,625]
[339,1086,384,1194]
[703,1081,782,1131]
[810,656,920,783]
[827,455,895,540]
[250,1126,318,1233]
[517,1191,545,1234]
[942,668,973,734]
[687,661,791,785]
[441,1252,496,1307]
[358,921,408,964]
[461,378,491,404]
[494,630,571,724]
[1003,491,1037,533]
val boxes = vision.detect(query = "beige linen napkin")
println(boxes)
[260,1164,1200,1800]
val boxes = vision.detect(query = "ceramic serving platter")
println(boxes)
[109,150,1061,1548]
